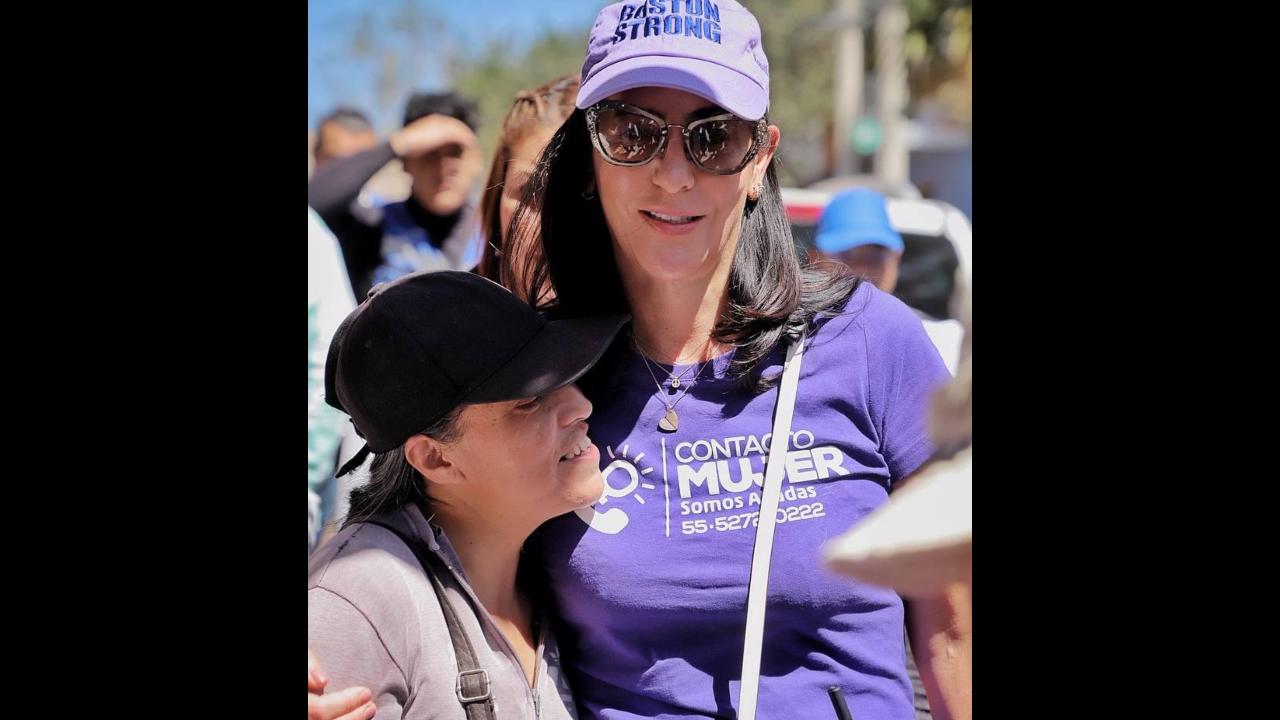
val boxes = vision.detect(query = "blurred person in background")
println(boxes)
[309,92,486,300]
[313,106,379,169]
[476,74,578,303]
[815,188,963,375]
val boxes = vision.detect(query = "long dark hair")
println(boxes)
[506,108,860,392]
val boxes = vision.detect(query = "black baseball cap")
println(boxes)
[325,271,627,474]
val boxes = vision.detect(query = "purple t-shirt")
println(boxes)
[530,282,951,719]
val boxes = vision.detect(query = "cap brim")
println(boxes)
[464,314,629,404]
[577,55,767,121]
[815,231,904,254]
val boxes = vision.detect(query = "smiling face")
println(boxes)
[590,87,778,292]
[415,383,603,526]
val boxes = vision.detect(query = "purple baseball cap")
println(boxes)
[577,0,771,121]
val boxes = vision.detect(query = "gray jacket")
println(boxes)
[308,504,577,719]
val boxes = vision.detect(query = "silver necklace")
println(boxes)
[633,337,702,389]
[639,353,709,433]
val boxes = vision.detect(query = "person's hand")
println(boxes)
[390,114,477,159]
[309,649,376,720]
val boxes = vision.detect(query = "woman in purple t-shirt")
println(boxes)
[494,1,971,718]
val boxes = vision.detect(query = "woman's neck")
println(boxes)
[432,507,529,618]
[623,266,733,364]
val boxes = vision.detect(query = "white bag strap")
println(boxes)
[738,331,806,720]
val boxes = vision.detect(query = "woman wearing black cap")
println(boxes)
[307,270,625,720]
